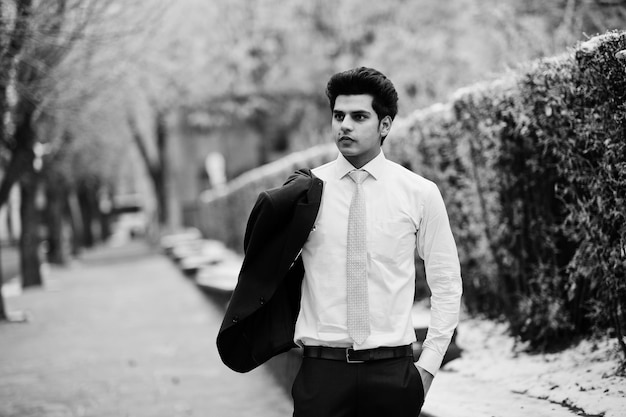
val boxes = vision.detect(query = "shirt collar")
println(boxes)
[335,150,387,181]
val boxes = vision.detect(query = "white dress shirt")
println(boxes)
[294,151,462,375]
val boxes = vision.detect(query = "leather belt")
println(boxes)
[303,345,414,364]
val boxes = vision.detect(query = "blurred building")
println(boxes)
[168,93,328,227]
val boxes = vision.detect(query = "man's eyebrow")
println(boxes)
[332,109,371,115]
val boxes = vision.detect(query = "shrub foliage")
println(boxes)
[387,31,626,356]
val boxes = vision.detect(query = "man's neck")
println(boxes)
[344,149,381,169]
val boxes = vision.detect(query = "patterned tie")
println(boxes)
[346,169,370,345]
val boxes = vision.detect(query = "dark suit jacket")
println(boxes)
[217,169,324,373]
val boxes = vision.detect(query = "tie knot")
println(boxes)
[348,169,368,184]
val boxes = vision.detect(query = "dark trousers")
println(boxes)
[291,356,425,417]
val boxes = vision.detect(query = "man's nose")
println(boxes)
[340,117,353,131]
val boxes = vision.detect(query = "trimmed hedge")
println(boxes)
[386,31,626,353]
[196,31,626,356]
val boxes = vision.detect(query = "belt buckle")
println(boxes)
[346,348,364,364]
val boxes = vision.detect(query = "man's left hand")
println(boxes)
[415,365,434,397]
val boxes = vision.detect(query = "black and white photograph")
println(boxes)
[0,1,625,416]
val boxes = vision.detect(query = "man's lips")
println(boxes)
[338,136,355,143]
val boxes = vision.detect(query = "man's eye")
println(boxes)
[354,115,367,121]
[334,113,344,121]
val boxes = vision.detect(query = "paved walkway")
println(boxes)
[1,240,599,417]
[0,242,292,417]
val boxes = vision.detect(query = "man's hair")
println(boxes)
[325,67,399,121]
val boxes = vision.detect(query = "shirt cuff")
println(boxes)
[415,346,444,376]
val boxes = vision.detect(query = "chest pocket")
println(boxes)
[369,219,415,262]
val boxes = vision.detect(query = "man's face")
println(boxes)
[332,94,390,168]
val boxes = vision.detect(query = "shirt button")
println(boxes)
[232,315,239,323]
[259,297,265,305]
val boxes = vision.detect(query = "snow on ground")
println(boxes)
[426,317,626,417]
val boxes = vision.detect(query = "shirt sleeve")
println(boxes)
[415,183,463,376]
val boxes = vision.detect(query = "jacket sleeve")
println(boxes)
[216,190,294,373]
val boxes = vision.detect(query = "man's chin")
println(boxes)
[337,148,358,158]
[336,140,357,152]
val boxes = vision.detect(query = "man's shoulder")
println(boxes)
[384,158,437,190]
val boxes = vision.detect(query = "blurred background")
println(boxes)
[1,0,624,294]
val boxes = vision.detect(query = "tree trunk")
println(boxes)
[0,145,35,210]
[97,186,113,242]
[154,110,168,225]
[6,197,18,245]
[11,100,41,288]
[77,183,95,247]
[0,246,7,321]
[19,172,42,288]
[0,294,7,321]
[99,210,112,242]
[66,189,84,256]
[45,179,69,265]
[128,111,168,228]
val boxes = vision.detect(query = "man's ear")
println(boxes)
[379,116,392,136]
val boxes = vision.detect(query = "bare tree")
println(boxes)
[0,0,36,319]
[0,0,137,307]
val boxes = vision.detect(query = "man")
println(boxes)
[217,67,462,417]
